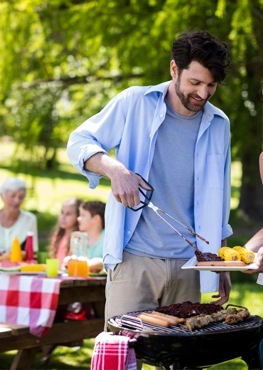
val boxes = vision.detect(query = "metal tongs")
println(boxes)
[129,174,209,252]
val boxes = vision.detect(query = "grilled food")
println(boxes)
[185,308,250,331]
[233,246,255,264]
[155,301,222,318]
[218,247,241,261]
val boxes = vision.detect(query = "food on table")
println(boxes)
[0,261,21,272]
[20,264,46,272]
[233,246,255,264]
[185,308,250,331]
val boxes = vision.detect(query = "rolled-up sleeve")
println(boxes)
[67,91,128,188]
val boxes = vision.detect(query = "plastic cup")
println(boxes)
[68,258,88,278]
[46,258,59,278]
[77,259,89,278]
[68,258,78,277]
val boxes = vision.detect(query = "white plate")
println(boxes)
[181,255,259,272]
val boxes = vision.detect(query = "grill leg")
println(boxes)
[242,345,261,370]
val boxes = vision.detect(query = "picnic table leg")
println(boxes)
[10,347,40,370]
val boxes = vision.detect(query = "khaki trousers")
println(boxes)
[105,251,200,323]
[105,251,200,370]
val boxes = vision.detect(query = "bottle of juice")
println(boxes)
[25,231,34,261]
[10,236,23,263]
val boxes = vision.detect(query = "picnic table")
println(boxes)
[0,273,106,370]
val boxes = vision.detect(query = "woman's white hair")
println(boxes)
[0,177,27,197]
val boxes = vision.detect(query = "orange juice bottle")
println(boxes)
[10,236,23,263]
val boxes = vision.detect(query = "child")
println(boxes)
[78,200,105,272]
[49,197,82,269]
[42,197,82,364]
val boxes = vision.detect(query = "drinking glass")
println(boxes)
[46,258,59,278]
[68,258,88,278]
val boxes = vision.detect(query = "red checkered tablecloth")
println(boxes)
[0,274,61,337]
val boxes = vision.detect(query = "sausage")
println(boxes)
[151,311,185,326]
[137,313,170,327]
[196,261,246,266]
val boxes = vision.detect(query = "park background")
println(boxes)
[0,0,263,369]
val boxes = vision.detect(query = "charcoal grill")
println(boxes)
[107,310,263,369]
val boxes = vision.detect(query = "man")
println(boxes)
[67,31,232,325]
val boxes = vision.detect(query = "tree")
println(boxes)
[0,0,262,219]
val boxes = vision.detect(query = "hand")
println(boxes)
[211,271,231,306]
[111,170,151,208]
[243,246,263,274]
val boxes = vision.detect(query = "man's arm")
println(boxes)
[84,153,151,207]
[244,228,263,253]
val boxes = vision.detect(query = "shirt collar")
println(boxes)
[144,81,171,97]
[145,82,228,121]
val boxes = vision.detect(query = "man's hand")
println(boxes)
[85,153,151,208]
[211,271,231,305]
[111,171,151,208]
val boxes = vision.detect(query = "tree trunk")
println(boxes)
[239,69,263,220]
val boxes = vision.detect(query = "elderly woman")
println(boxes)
[0,177,38,260]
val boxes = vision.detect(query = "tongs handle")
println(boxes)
[129,174,154,212]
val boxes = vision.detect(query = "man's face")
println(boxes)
[171,61,217,115]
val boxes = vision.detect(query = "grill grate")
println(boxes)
[109,310,260,335]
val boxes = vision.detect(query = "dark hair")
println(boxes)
[80,200,106,229]
[49,197,83,258]
[171,31,230,83]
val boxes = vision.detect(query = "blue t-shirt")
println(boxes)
[126,102,202,259]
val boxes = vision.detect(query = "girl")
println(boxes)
[49,197,82,269]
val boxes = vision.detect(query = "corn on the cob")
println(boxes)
[218,247,241,261]
[218,247,230,259]
[20,264,46,272]
[233,246,255,264]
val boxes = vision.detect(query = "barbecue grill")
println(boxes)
[107,310,263,369]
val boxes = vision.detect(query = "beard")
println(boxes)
[175,78,210,113]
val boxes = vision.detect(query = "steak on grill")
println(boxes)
[155,301,222,318]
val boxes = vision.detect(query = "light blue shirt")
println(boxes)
[67,81,233,293]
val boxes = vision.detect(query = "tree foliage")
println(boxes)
[0,0,263,219]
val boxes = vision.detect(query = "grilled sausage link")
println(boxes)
[137,313,170,327]
[151,311,185,326]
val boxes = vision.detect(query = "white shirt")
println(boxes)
[0,209,38,252]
